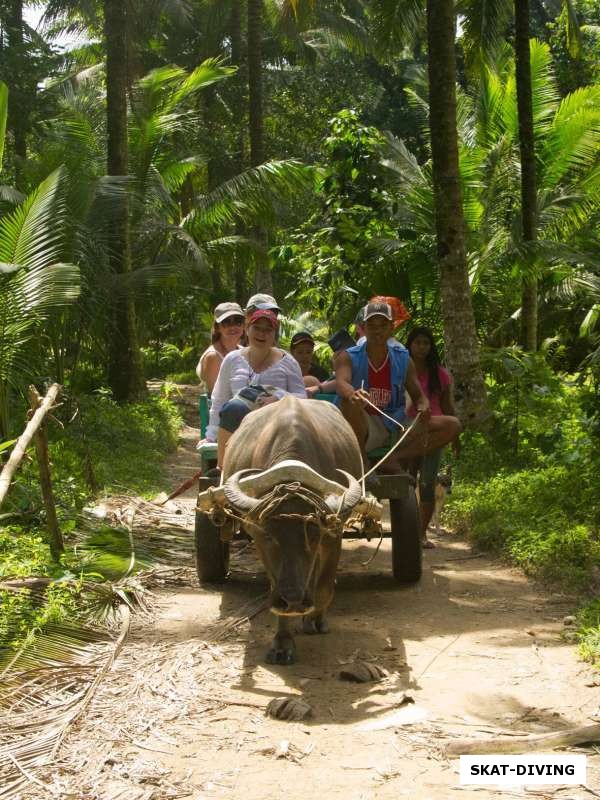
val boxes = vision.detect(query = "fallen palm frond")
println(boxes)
[0,607,130,799]
[208,593,269,642]
[0,493,196,796]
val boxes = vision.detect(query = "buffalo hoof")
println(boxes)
[266,696,313,721]
[302,615,329,635]
[339,660,387,683]
[266,635,296,665]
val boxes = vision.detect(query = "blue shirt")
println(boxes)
[338,340,410,432]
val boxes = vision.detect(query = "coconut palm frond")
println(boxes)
[0,167,80,415]
[539,189,600,242]
[369,0,424,51]
[541,86,600,189]
[187,160,315,229]
[0,607,131,800]
[159,157,203,195]
[476,58,512,147]
[0,169,69,270]
[580,304,600,337]
[382,131,425,187]
[530,39,560,132]
[367,236,409,257]
[204,235,263,256]
[0,186,25,208]
[305,9,372,56]
[459,0,513,67]
[515,239,600,275]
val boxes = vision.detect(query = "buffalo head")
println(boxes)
[219,461,362,616]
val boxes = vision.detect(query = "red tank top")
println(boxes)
[366,354,392,415]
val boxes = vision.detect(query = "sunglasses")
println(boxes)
[221,316,245,326]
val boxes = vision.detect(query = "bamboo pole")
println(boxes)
[0,383,61,507]
[27,386,64,561]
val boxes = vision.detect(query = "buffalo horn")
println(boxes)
[325,470,363,516]
[221,469,262,512]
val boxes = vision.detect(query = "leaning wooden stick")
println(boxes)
[28,386,64,560]
[0,382,61,508]
[445,722,600,756]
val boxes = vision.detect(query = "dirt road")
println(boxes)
[35,399,600,800]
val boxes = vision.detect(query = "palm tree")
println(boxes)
[0,83,80,436]
[515,0,538,351]
[367,0,488,424]
[31,61,313,383]
[247,0,274,292]
[2,0,27,186]
[104,0,145,401]
[460,0,584,352]
[426,0,488,424]
[381,42,600,348]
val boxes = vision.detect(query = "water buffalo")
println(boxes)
[215,395,372,665]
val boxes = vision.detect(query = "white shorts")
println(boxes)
[365,414,391,450]
[365,411,412,451]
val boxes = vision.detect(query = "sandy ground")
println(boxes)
[29,389,600,800]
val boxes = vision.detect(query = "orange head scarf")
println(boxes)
[369,296,411,329]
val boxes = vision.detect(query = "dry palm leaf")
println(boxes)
[0,606,130,799]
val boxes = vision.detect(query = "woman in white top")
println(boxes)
[196,302,244,393]
[206,308,306,468]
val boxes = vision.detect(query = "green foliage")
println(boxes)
[0,528,80,647]
[52,394,182,502]
[283,109,403,326]
[0,165,80,436]
[3,394,182,527]
[141,342,199,379]
[576,598,600,667]
[547,0,600,93]
[447,365,599,591]
[0,394,181,653]
[165,370,199,384]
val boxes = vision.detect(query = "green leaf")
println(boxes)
[0,82,7,171]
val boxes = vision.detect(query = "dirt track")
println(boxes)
[33,395,600,800]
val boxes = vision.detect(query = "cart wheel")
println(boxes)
[194,511,229,584]
[389,485,422,584]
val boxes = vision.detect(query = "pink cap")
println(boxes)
[248,308,278,328]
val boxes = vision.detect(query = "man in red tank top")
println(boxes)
[366,353,392,415]
[336,303,461,472]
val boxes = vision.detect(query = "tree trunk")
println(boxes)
[515,0,538,352]
[231,0,245,169]
[247,0,272,293]
[5,0,26,186]
[204,87,225,297]
[247,0,264,168]
[104,0,146,401]
[426,0,487,427]
[231,0,250,303]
